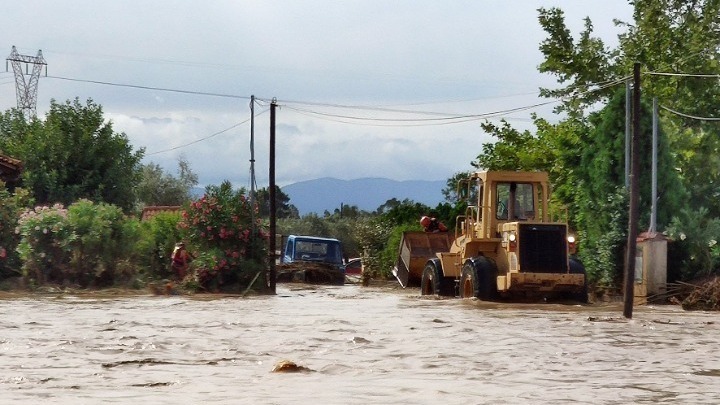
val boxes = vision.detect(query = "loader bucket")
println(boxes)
[392,231,451,287]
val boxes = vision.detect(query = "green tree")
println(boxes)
[136,156,198,207]
[374,198,432,226]
[255,185,299,219]
[666,207,720,281]
[537,3,720,219]
[0,99,144,212]
[441,171,473,204]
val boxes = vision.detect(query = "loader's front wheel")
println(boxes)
[460,263,478,298]
[421,262,454,297]
[460,258,497,300]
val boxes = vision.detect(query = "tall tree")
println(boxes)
[0,99,144,211]
[537,2,720,218]
[255,185,299,219]
[576,89,686,284]
[136,156,198,207]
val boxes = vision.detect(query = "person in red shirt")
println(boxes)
[420,216,447,233]
[171,242,191,280]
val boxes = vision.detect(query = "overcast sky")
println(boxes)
[0,1,633,189]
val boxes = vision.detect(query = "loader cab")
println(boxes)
[461,171,551,241]
[495,182,535,221]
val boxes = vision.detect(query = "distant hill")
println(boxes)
[281,177,447,215]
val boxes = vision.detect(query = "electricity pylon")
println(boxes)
[6,46,47,119]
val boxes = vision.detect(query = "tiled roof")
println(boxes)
[0,153,22,183]
[141,205,182,221]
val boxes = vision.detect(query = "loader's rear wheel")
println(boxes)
[421,262,454,297]
[567,258,589,303]
[460,258,498,301]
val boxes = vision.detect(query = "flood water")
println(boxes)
[1,283,719,404]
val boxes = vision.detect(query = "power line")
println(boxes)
[282,100,559,127]
[646,71,720,79]
[47,75,251,100]
[145,108,268,156]
[660,104,720,121]
[274,77,628,126]
[42,73,626,133]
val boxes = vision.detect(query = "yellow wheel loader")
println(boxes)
[392,171,587,302]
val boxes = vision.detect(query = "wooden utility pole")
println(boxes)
[269,98,277,294]
[623,63,641,318]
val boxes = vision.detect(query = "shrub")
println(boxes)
[665,207,720,281]
[0,185,33,279]
[136,211,185,280]
[354,217,395,280]
[16,203,74,284]
[179,181,268,292]
[16,199,139,287]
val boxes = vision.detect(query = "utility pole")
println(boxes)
[650,97,658,234]
[249,95,256,238]
[269,98,277,294]
[6,46,46,120]
[623,63,641,319]
[625,80,631,188]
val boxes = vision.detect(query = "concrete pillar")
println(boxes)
[633,232,668,303]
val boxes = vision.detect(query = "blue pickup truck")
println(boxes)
[279,235,346,285]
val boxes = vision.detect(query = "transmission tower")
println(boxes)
[6,46,47,119]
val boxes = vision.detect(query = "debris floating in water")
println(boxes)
[272,360,313,373]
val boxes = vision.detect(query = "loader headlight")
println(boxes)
[507,232,517,252]
[567,234,577,254]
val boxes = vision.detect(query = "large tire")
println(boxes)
[421,261,455,297]
[460,263,480,299]
[568,257,589,303]
[459,257,498,301]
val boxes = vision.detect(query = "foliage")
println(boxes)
[476,119,544,171]
[15,200,136,287]
[577,190,628,286]
[66,200,137,286]
[373,198,435,227]
[354,217,395,279]
[16,203,73,284]
[323,203,367,219]
[255,185,299,219]
[0,99,145,212]
[441,171,473,203]
[179,181,268,291]
[537,8,619,116]
[136,156,198,208]
[135,210,185,280]
[0,185,33,279]
[536,2,720,216]
[277,213,331,238]
[666,207,720,281]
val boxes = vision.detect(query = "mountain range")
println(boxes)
[281,177,447,215]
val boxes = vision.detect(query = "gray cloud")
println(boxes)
[1,1,633,189]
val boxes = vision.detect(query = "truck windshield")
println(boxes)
[294,240,343,264]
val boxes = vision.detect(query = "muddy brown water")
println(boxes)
[1,284,719,404]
